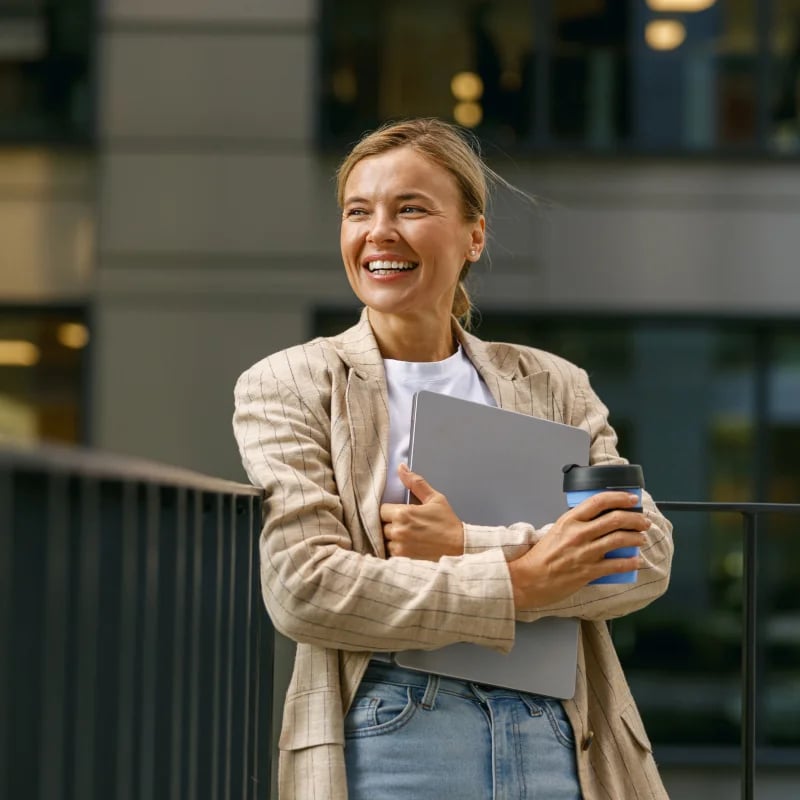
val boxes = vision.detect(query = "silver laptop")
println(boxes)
[391,390,590,699]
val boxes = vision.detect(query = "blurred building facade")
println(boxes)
[2,1,800,797]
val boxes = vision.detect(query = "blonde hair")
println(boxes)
[336,118,489,327]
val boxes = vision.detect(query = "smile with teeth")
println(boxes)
[365,260,418,275]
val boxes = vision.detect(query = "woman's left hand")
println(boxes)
[380,464,464,561]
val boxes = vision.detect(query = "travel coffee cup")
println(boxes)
[562,463,645,585]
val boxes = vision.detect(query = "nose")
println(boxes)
[366,208,397,244]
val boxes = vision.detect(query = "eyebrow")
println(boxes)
[342,192,434,206]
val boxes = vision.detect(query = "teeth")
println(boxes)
[366,260,416,272]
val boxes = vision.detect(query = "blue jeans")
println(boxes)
[344,660,582,800]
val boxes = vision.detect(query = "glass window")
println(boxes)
[633,0,759,151]
[0,0,94,143]
[550,0,632,147]
[0,307,89,443]
[320,0,800,155]
[771,0,800,152]
[321,0,534,147]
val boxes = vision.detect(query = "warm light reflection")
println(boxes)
[647,0,716,11]
[450,72,484,102]
[645,19,687,51]
[0,340,41,367]
[57,322,90,350]
[453,102,483,128]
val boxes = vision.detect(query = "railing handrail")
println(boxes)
[657,500,800,513]
[0,443,261,496]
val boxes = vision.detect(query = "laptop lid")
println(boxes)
[392,390,590,698]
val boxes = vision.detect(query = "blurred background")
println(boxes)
[1,0,799,796]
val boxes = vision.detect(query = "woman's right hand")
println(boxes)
[507,491,650,611]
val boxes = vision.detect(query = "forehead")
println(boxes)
[344,146,461,202]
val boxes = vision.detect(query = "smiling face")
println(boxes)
[340,146,485,335]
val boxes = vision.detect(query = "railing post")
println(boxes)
[741,512,757,800]
[656,499,800,799]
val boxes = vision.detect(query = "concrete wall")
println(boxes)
[94,0,329,480]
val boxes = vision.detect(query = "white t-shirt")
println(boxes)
[382,345,496,504]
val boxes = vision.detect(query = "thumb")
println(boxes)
[398,463,437,504]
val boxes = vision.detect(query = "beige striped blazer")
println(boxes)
[233,309,674,799]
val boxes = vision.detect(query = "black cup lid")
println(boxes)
[562,463,644,492]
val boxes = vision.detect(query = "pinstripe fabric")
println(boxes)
[233,308,673,800]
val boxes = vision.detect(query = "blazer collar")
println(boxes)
[334,306,553,416]
[335,308,523,381]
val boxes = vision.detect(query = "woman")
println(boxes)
[233,118,673,799]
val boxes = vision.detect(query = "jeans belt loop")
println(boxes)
[420,674,440,711]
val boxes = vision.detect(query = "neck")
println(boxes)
[368,310,457,362]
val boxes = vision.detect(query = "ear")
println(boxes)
[467,216,486,261]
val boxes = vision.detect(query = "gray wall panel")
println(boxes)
[96,259,351,303]
[100,32,312,140]
[105,0,315,25]
[544,205,800,312]
[98,152,339,255]
[93,303,306,479]
[479,161,800,313]
[97,152,800,310]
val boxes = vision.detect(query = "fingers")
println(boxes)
[397,463,438,504]
[588,529,647,560]
[384,527,403,557]
[380,502,402,523]
[589,554,643,584]
[589,509,650,537]
[569,491,641,522]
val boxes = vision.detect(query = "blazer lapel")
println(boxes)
[338,311,389,558]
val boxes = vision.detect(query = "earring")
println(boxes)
[470,248,477,258]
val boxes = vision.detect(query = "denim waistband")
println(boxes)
[364,658,558,705]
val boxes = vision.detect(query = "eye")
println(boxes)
[344,207,368,218]
[400,205,425,215]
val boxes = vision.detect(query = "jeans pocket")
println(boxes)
[344,682,418,739]
[542,700,576,749]
[523,695,576,750]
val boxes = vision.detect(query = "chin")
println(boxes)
[354,288,414,316]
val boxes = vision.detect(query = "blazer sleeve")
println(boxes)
[233,357,517,654]
[465,366,674,623]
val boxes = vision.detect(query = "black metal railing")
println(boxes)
[0,444,271,800]
[656,501,800,800]
[2,443,797,800]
